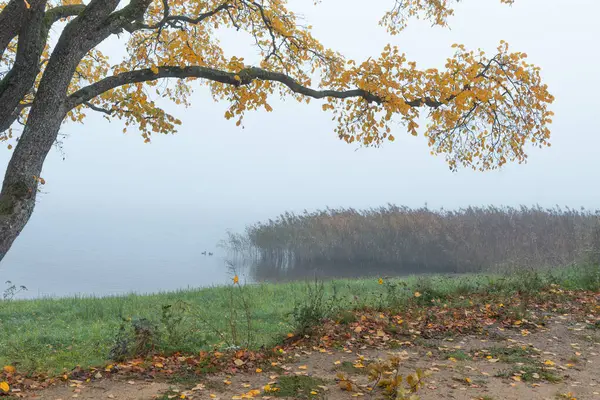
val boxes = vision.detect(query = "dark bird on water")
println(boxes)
[208,252,213,256]
[201,251,207,255]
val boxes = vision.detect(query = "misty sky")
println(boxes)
[1,0,598,297]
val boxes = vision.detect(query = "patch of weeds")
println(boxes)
[411,277,446,306]
[413,338,438,349]
[446,350,471,361]
[567,355,580,364]
[587,320,600,330]
[496,364,561,383]
[160,300,192,348]
[334,361,370,375]
[580,332,600,344]
[195,355,219,374]
[109,316,159,362]
[156,388,183,400]
[291,278,345,335]
[336,310,357,325]
[272,375,328,399]
[486,346,532,364]
[570,264,600,291]
[382,279,409,310]
[166,369,200,387]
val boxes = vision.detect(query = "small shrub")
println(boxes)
[291,279,327,334]
[161,300,192,347]
[109,316,159,361]
[291,278,345,334]
[411,277,444,305]
[383,279,409,310]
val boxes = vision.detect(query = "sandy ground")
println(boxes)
[20,312,600,400]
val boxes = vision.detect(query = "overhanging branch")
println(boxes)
[67,65,446,111]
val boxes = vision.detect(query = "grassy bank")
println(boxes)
[1,265,598,375]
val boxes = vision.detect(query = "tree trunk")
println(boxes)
[0,0,131,264]
[0,116,65,261]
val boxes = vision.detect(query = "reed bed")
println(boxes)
[225,205,600,276]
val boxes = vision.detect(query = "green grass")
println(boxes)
[447,350,471,361]
[496,364,562,383]
[486,346,533,364]
[0,265,597,375]
[334,361,370,375]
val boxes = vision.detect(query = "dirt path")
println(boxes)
[20,313,600,400]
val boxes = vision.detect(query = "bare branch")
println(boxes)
[123,2,232,32]
[83,101,113,115]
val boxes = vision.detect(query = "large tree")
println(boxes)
[0,0,553,262]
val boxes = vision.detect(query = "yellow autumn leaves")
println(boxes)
[2,0,551,172]
[318,40,553,170]
[1,365,14,393]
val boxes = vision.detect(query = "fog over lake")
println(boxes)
[1,0,599,299]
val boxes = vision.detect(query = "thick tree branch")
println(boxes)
[0,0,48,133]
[0,2,87,134]
[67,65,447,110]
[0,0,26,61]
[44,4,87,24]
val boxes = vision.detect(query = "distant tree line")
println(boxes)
[224,205,600,279]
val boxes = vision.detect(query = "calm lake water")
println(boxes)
[1,209,254,299]
[0,208,418,300]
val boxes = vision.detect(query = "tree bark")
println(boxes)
[0,0,26,60]
[0,0,48,133]
[0,0,125,262]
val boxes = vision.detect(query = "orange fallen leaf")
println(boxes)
[2,365,15,374]
[0,381,9,393]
